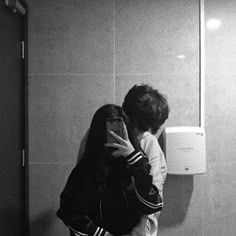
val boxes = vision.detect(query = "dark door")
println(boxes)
[0,1,26,235]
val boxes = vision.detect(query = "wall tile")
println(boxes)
[29,74,114,163]
[205,75,236,161]
[205,0,236,75]
[26,0,236,236]
[28,0,114,74]
[204,161,236,235]
[115,74,199,127]
[29,163,74,236]
[115,0,199,74]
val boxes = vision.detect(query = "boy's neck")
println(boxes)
[133,127,147,139]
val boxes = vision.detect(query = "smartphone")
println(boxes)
[106,117,124,144]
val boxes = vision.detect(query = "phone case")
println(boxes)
[106,117,124,143]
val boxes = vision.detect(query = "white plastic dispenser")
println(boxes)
[164,126,206,175]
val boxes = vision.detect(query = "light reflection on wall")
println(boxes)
[206,18,222,30]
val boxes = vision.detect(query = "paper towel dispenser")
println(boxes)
[164,126,206,175]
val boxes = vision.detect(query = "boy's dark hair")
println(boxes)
[122,84,170,134]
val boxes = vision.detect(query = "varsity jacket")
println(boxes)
[57,150,163,236]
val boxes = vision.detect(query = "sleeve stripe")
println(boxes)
[94,227,106,236]
[127,152,143,165]
[67,224,107,236]
[97,228,103,236]
[99,229,104,236]
[128,152,141,162]
[129,156,143,165]
[67,225,88,236]
[134,187,163,209]
[94,227,100,236]
[74,233,85,236]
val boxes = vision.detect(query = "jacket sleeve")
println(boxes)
[126,150,163,214]
[56,166,109,236]
[141,134,167,199]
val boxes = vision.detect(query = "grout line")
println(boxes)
[199,0,205,129]
[28,73,201,77]
[205,160,236,162]
[28,162,75,165]
[200,2,205,236]
[204,73,236,76]
[114,73,198,76]
[28,160,236,165]
[28,73,114,76]
[113,0,116,103]
[28,72,236,76]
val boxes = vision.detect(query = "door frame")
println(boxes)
[4,1,29,235]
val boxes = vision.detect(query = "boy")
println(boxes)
[117,84,169,236]
[78,84,169,235]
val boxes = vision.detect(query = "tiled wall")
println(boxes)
[204,0,236,235]
[28,0,236,235]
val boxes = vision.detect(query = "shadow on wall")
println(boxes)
[159,175,193,227]
[158,134,193,228]
[30,209,55,236]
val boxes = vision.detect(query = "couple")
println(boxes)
[57,84,170,236]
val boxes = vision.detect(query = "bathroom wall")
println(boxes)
[28,0,236,235]
[204,0,236,235]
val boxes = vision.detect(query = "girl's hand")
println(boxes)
[105,122,135,158]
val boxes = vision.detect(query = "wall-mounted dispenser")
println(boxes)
[164,126,206,175]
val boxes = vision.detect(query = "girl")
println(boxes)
[57,104,163,236]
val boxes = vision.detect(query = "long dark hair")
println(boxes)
[79,104,141,183]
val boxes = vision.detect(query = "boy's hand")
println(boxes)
[105,122,135,158]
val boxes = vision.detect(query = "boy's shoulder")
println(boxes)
[139,131,162,154]
[139,131,158,143]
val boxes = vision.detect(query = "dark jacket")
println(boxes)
[57,150,163,236]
